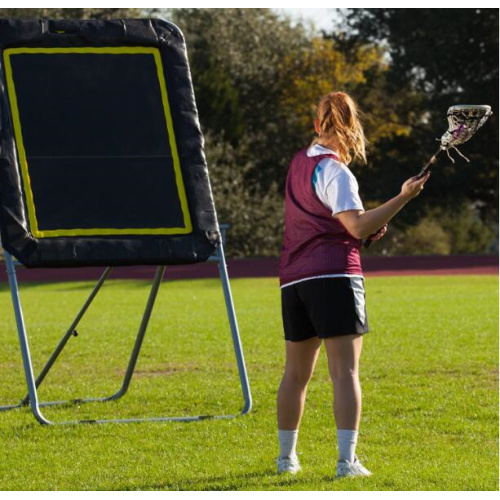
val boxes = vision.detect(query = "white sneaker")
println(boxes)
[277,455,302,475]
[336,456,372,478]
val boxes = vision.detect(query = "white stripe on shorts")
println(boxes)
[349,276,366,326]
[280,274,364,289]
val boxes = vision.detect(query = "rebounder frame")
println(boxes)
[0,18,251,425]
[0,238,252,425]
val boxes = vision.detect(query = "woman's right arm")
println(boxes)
[336,172,431,240]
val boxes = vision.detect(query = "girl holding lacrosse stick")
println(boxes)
[277,92,430,478]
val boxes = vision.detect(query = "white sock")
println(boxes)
[337,429,358,463]
[278,429,298,459]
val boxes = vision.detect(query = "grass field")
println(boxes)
[0,275,498,491]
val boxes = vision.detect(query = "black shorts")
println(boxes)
[281,277,369,342]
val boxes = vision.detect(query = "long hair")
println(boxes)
[315,92,367,165]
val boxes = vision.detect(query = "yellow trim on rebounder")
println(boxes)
[3,46,193,238]
[3,49,40,236]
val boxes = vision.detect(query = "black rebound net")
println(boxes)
[0,19,219,267]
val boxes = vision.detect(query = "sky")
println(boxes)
[274,8,341,33]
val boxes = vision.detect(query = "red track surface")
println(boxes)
[3,255,497,283]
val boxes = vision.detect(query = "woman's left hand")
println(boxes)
[371,224,388,242]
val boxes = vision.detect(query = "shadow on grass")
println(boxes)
[0,280,158,291]
[0,277,225,292]
[116,469,312,491]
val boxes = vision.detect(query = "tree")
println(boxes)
[0,8,142,19]
[170,9,418,256]
[204,133,283,257]
[171,8,311,190]
[279,37,413,155]
[172,9,414,189]
[334,9,499,225]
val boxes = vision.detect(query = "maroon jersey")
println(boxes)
[279,147,363,287]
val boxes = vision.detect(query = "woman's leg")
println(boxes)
[277,336,322,431]
[277,336,322,468]
[323,334,363,430]
[324,334,365,469]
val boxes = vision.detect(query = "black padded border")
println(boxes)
[0,18,220,268]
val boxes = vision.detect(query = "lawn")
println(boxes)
[0,275,498,491]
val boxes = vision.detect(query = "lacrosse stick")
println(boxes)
[415,104,492,178]
[364,104,493,248]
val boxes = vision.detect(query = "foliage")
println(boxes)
[280,37,412,151]
[0,8,142,19]
[335,8,499,224]
[171,8,311,191]
[205,134,283,257]
[364,202,496,256]
[394,218,452,256]
[172,9,421,256]
[434,204,496,254]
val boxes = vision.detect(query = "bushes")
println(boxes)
[205,135,497,257]
[393,219,452,256]
[207,137,497,257]
[438,204,497,254]
[363,202,496,256]
[205,134,284,257]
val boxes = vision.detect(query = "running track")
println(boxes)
[2,255,498,283]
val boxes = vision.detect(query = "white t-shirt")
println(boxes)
[307,143,364,216]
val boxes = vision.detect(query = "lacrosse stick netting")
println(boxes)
[417,104,493,177]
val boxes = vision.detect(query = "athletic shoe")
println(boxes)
[336,456,372,478]
[277,455,302,475]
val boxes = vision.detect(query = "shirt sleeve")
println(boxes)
[314,159,364,216]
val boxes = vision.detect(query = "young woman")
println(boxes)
[277,92,430,478]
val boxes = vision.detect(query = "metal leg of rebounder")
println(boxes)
[99,264,166,402]
[28,267,113,407]
[23,265,165,410]
[0,264,113,411]
[1,242,251,425]
[2,252,50,424]
[0,256,168,424]
[101,243,251,417]
[100,243,252,421]
[215,243,252,415]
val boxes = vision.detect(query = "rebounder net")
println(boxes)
[0,19,220,267]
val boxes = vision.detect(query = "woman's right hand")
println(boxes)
[401,172,431,200]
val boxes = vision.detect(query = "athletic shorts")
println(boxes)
[281,277,369,342]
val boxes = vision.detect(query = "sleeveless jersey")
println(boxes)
[279,147,363,287]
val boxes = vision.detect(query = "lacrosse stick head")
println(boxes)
[440,104,492,149]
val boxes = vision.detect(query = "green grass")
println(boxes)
[0,275,498,490]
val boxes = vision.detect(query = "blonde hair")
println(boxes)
[314,92,367,165]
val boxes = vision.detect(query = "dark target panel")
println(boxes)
[0,20,220,267]
[5,47,191,237]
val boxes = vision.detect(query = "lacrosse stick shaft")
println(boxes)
[416,146,445,178]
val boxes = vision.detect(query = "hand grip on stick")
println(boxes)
[363,226,384,248]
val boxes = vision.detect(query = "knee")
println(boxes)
[328,364,359,384]
[283,368,313,389]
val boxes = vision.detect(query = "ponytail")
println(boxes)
[315,92,367,165]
